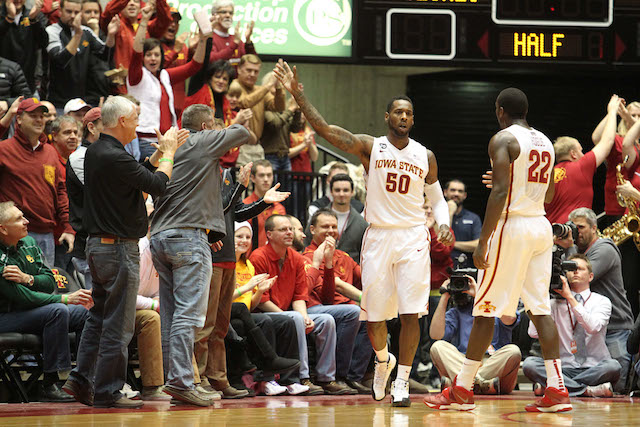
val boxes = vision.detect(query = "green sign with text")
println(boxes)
[168,0,353,58]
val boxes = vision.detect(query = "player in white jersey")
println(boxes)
[274,62,453,407]
[425,88,574,413]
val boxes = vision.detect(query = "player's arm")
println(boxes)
[424,150,453,245]
[545,167,555,204]
[273,60,373,169]
[473,132,517,269]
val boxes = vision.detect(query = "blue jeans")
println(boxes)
[72,257,93,290]
[138,138,157,162]
[69,237,140,406]
[606,329,632,392]
[264,311,337,382]
[150,228,212,391]
[28,231,55,268]
[348,321,373,381]
[265,154,291,172]
[307,304,361,379]
[523,356,621,396]
[0,304,88,372]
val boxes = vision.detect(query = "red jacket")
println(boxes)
[162,41,190,118]
[0,129,72,234]
[303,241,359,307]
[100,0,171,75]
[430,226,454,290]
[209,32,257,65]
[249,243,308,311]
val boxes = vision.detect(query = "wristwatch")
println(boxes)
[26,275,34,286]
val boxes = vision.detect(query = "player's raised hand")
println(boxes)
[273,60,300,95]
[436,224,453,246]
[473,241,490,270]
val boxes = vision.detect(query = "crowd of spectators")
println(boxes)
[1,0,640,407]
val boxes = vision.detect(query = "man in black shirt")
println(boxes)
[63,96,186,408]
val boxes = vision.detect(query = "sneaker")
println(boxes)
[195,385,222,400]
[285,383,310,395]
[345,380,370,395]
[41,383,75,402]
[264,381,287,396]
[584,382,613,398]
[94,395,144,408]
[62,378,94,406]
[372,353,397,401]
[300,379,324,396]
[533,382,544,396]
[525,387,572,413]
[423,377,476,411]
[142,386,171,401]
[317,380,354,395]
[163,385,214,407]
[390,379,411,407]
[121,383,141,400]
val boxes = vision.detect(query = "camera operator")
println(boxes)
[523,254,621,397]
[554,208,635,392]
[429,276,521,395]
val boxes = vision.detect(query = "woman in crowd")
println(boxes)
[127,4,209,160]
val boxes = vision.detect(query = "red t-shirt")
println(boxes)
[243,193,286,249]
[303,241,360,307]
[545,151,597,224]
[290,131,313,173]
[604,135,631,216]
[249,243,308,311]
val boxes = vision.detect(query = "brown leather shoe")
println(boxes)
[317,380,354,395]
[94,395,144,408]
[346,380,371,395]
[164,386,214,407]
[218,386,249,399]
[300,379,324,396]
[62,378,94,406]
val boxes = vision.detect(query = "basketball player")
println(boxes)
[274,61,453,407]
[424,88,573,413]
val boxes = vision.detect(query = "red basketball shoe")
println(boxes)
[423,377,475,411]
[525,387,572,413]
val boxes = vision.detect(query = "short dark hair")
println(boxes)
[310,208,337,227]
[181,104,214,130]
[51,115,79,135]
[265,214,287,232]
[205,60,235,88]
[386,95,413,113]
[143,38,165,71]
[62,0,82,6]
[568,253,593,274]
[444,179,466,191]
[330,173,354,192]
[251,159,273,176]
[328,162,348,176]
[496,88,528,119]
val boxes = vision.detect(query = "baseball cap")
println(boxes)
[64,98,91,114]
[170,7,182,19]
[82,107,102,127]
[17,98,48,115]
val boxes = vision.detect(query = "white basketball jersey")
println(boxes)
[499,124,555,217]
[364,136,429,228]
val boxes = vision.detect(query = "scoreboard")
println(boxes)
[356,0,640,67]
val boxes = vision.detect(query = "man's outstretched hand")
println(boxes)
[273,59,301,95]
[263,182,290,205]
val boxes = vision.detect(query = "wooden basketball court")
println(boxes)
[0,392,638,426]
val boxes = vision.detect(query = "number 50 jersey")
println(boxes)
[499,124,555,218]
[364,136,429,228]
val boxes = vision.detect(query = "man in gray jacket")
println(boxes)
[149,104,254,406]
[563,207,635,392]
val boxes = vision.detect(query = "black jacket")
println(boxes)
[0,6,48,93]
[0,56,32,106]
[211,168,270,263]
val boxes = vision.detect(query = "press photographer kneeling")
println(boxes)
[523,254,621,397]
[429,272,522,395]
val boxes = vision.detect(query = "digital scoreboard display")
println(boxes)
[358,0,640,67]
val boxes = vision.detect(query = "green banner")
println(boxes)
[168,0,353,58]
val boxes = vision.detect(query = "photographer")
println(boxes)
[429,276,521,395]
[523,254,620,397]
[557,208,635,392]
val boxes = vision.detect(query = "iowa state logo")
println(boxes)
[478,300,496,313]
[51,268,68,290]
[43,164,56,187]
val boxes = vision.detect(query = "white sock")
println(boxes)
[457,358,482,391]
[375,346,389,363]
[544,359,566,391]
[396,365,411,382]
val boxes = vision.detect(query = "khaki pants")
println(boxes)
[194,266,236,389]
[430,340,521,394]
[135,309,200,387]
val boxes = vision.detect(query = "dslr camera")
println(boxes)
[550,221,579,298]
[443,254,478,294]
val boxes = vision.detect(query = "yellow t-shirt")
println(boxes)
[234,259,256,309]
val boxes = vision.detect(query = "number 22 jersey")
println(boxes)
[364,136,429,228]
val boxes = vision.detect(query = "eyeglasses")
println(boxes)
[216,9,234,15]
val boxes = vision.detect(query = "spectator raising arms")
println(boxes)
[127,3,210,160]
